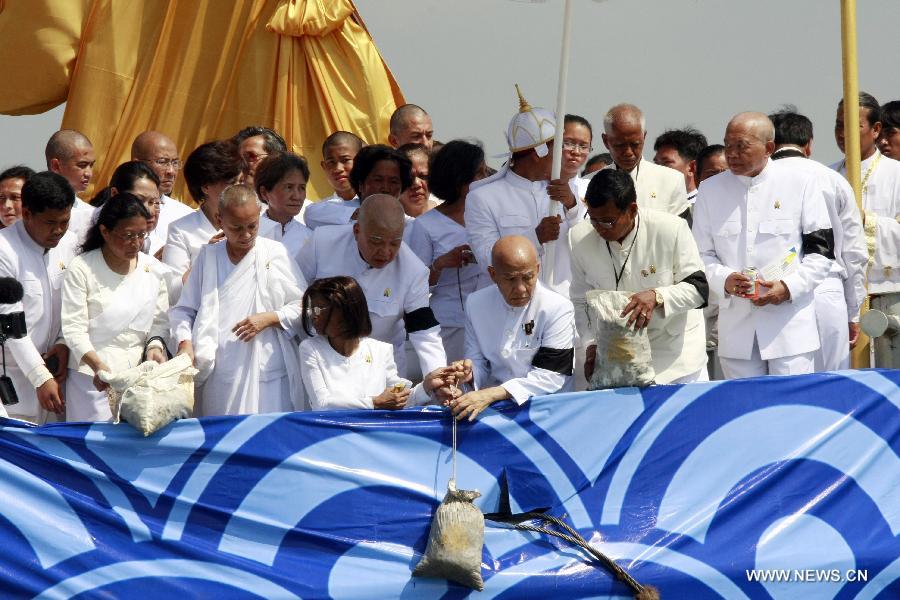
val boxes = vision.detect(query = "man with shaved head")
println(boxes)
[132,130,194,251]
[577,104,689,220]
[447,235,574,421]
[171,184,307,416]
[297,194,446,377]
[692,112,836,379]
[45,129,96,239]
[388,104,434,151]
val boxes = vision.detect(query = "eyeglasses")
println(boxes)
[0,194,21,203]
[110,230,149,243]
[305,306,327,318]
[243,152,269,165]
[143,157,182,170]
[143,200,162,209]
[589,212,624,229]
[562,140,593,153]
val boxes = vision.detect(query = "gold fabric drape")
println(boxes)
[0,0,405,203]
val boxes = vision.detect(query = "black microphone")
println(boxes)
[0,278,23,304]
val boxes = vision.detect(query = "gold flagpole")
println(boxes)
[841,0,869,368]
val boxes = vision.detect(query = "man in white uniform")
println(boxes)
[0,172,78,422]
[171,185,307,416]
[770,109,867,371]
[448,236,575,422]
[163,140,241,276]
[305,131,364,230]
[831,94,900,366]
[570,169,708,384]
[578,104,690,220]
[465,87,583,297]
[45,129,96,240]
[693,112,836,378]
[388,104,434,152]
[297,194,446,378]
[131,131,194,248]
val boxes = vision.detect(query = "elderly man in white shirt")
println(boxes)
[693,112,836,378]
[0,172,79,422]
[769,109,868,371]
[131,131,194,245]
[448,236,575,422]
[297,194,446,378]
[172,185,307,416]
[466,89,584,297]
[578,104,690,220]
[570,169,709,384]
[163,140,241,276]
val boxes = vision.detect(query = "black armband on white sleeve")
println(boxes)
[801,228,835,260]
[404,307,440,333]
[531,347,574,375]
[680,270,709,309]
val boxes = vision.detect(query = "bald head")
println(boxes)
[489,236,540,308]
[132,131,179,195]
[727,112,775,144]
[603,104,646,135]
[724,112,776,177]
[389,104,434,150]
[358,193,406,230]
[45,130,95,193]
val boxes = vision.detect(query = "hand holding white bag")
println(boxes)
[98,354,198,436]
[585,289,655,389]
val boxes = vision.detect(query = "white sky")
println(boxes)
[2,0,899,172]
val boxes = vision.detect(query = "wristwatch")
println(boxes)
[653,288,664,307]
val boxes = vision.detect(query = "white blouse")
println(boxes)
[61,250,170,376]
[407,209,488,328]
[299,335,428,411]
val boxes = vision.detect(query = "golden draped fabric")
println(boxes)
[0,0,405,202]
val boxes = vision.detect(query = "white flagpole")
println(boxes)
[544,0,574,285]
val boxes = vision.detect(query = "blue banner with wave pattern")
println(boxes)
[0,370,898,599]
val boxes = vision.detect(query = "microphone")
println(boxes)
[0,278,23,305]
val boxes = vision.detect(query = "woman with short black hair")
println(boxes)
[299,276,450,411]
[254,152,313,257]
[62,195,170,421]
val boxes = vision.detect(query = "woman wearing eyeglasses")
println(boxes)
[61,194,171,421]
[299,276,460,411]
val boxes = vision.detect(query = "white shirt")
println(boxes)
[778,156,867,321]
[0,221,78,417]
[296,224,446,375]
[832,149,900,295]
[569,208,708,383]
[465,168,584,298]
[303,193,360,230]
[465,281,575,404]
[162,208,218,275]
[258,210,313,259]
[61,250,169,376]
[68,199,95,243]
[299,335,428,410]
[407,209,488,329]
[156,194,194,238]
[692,160,835,360]
[578,158,690,216]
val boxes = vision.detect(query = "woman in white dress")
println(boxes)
[254,152,313,257]
[61,194,170,421]
[299,276,458,411]
[407,140,489,362]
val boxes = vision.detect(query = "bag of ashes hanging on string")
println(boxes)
[585,289,655,389]
[413,485,485,590]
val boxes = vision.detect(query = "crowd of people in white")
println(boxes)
[2,90,899,424]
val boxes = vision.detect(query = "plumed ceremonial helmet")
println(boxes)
[506,84,556,157]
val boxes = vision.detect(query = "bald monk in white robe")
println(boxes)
[171,184,308,416]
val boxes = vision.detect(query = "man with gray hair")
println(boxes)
[388,104,434,151]
[45,129,96,239]
[578,104,689,219]
[692,112,836,378]
[172,184,308,416]
[297,194,446,378]
[233,125,288,187]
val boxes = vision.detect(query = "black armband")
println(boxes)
[801,228,835,259]
[679,270,709,309]
[404,307,440,333]
[678,207,693,228]
[531,347,574,375]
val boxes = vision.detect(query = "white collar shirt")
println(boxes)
[162,208,218,274]
[259,210,313,259]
